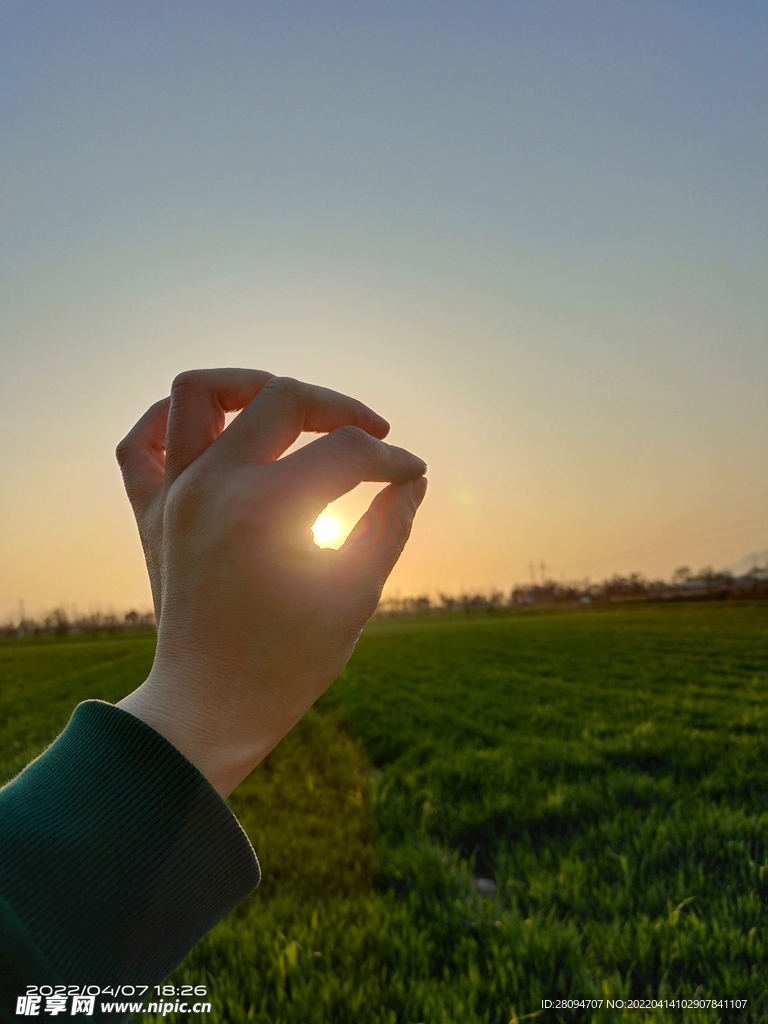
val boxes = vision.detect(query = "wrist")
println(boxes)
[117,677,272,799]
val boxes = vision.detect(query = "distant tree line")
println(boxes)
[1,608,156,641]
[3,564,766,637]
[376,564,768,617]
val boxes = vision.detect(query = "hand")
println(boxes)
[115,370,427,797]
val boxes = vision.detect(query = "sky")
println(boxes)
[1,0,766,620]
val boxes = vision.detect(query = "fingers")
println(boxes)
[164,368,275,484]
[115,397,171,517]
[215,376,390,467]
[276,424,426,513]
[334,476,428,591]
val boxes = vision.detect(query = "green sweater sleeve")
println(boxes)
[0,700,260,1021]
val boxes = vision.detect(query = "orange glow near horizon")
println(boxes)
[1,4,766,621]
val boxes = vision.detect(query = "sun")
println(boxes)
[311,514,342,548]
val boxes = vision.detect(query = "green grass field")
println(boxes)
[2,602,767,1023]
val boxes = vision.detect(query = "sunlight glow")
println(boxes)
[312,514,342,548]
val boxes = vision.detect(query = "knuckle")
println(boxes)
[333,423,374,453]
[115,438,133,469]
[164,466,207,520]
[261,375,302,401]
[171,370,205,398]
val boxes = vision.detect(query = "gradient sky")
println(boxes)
[1,0,766,620]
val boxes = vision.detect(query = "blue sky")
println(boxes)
[1,1,766,616]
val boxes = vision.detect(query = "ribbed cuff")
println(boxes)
[0,700,260,987]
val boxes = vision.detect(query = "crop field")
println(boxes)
[2,602,767,1023]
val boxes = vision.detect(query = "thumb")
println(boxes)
[334,476,428,595]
